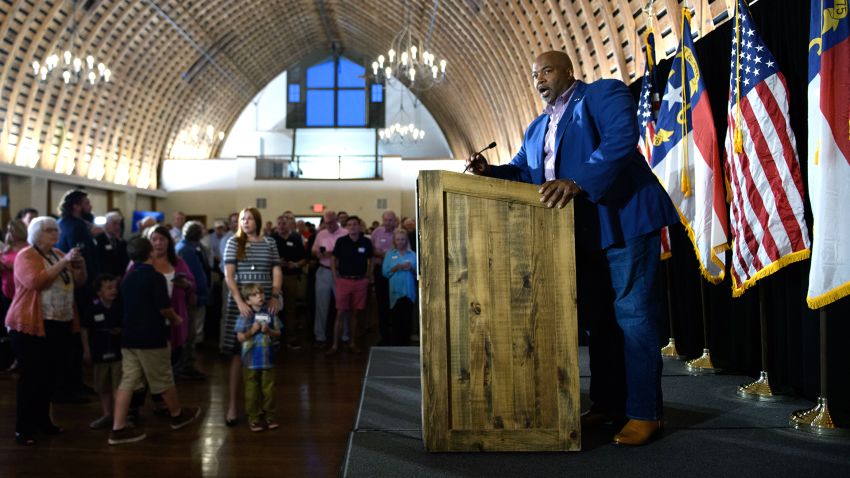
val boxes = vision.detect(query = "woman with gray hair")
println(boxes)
[5,217,87,445]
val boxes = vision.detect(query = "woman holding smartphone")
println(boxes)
[221,208,282,426]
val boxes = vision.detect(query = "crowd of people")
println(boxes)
[0,189,419,446]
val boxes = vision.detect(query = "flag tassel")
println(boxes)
[733,127,744,153]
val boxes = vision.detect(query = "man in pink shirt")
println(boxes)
[311,210,348,346]
[370,211,398,345]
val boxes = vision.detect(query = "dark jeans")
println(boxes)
[580,231,664,421]
[390,297,414,346]
[10,321,71,435]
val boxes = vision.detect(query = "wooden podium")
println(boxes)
[417,170,580,452]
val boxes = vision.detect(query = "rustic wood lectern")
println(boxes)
[417,170,580,452]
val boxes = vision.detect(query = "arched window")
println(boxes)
[287,55,383,128]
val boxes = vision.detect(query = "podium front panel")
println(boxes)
[417,170,580,452]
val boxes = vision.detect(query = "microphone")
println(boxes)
[464,142,497,173]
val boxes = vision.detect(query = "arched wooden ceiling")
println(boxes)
[0,0,739,190]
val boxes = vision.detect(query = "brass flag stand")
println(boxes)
[789,307,850,437]
[737,286,791,401]
[660,261,684,359]
[686,282,720,374]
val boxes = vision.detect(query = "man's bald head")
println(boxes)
[532,51,576,105]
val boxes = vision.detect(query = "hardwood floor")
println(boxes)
[0,341,370,477]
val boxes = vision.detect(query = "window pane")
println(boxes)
[307,60,334,88]
[306,90,334,126]
[337,57,365,88]
[288,84,300,103]
[371,84,383,103]
[337,90,366,126]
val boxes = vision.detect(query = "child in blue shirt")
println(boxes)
[235,283,282,432]
[81,273,122,430]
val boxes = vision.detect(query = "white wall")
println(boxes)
[219,68,452,160]
[161,157,466,225]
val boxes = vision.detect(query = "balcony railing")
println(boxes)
[255,155,383,180]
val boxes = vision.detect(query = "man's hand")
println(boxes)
[465,153,490,176]
[539,179,581,209]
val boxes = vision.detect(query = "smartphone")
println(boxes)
[75,242,86,251]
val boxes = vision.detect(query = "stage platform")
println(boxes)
[342,346,850,477]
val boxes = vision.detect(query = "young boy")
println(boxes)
[81,274,122,429]
[235,283,282,432]
[108,237,202,445]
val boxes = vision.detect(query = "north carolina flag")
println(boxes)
[651,9,729,283]
[807,0,850,309]
[636,30,672,260]
[725,0,811,297]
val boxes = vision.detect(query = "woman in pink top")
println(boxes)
[1,220,29,373]
[6,217,86,445]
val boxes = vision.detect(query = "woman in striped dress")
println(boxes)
[222,208,282,426]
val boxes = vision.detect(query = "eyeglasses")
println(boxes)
[43,227,59,232]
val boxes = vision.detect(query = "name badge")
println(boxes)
[286,241,293,247]
[380,237,388,243]
[358,247,366,253]
[391,255,398,260]
[102,352,116,361]
[255,313,271,325]
[94,313,105,323]
[105,244,113,251]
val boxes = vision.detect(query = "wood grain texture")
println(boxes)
[418,170,579,452]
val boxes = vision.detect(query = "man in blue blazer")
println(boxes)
[467,51,679,446]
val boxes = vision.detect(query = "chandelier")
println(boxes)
[371,1,447,92]
[169,123,227,160]
[31,0,112,86]
[378,91,425,145]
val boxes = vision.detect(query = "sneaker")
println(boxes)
[249,421,264,432]
[286,342,302,351]
[266,419,279,430]
[89,415,113,430]
[108,427,146,445]
[170,407,202,430]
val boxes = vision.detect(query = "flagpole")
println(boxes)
[737,285,791,400]
[685,280,720,374]
[790,307,850,436]
[660,260,684,359]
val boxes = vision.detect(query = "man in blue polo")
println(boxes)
[467,50,679,446]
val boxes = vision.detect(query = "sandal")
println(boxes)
[266,419,279,430]
[249,421,264,432]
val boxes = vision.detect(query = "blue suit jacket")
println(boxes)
[489,80,679,250]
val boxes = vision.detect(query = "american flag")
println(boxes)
[725,0,811,297]
[636,31,672,260]
[806,0,850,309]
[651,9,728,283]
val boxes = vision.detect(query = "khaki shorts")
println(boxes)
[93,361,122,394]
[118,347,175,394]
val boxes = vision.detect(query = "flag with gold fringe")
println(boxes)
[651,9,729,282]
[806,0,850,309]
[724,0,811,297]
